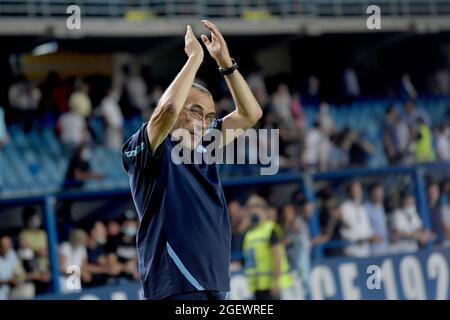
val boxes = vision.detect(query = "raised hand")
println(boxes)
[200,20,233,69]
[185,24,204,62]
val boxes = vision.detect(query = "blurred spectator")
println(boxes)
[0,106,9,147]
[290,93,306,130]
[339,181,377,257]
[57,109,89,154]
[305,75,320,105]
[119,65,144,119]
[404,100,430,128]
[400,74,418,101]
[69,79,92,119]
[427,182,446,243]
[19,207,49,272]
[436,124,450,161]
[382,105,407,164]
[267,206,279,222]
[38,71,70,117]
[0,235,31,299]
[271,83,294,127]
[59,229,89,293]
[444,103,450,126]
[342,67,360,102]
[247,67,268,105]
[106,220,121,244]
[0,106,9,191]
[390,192,432,253]
[317,102,336,135]
[365,183,389,255]
[16,241,50,296]
[441,188,450,243]
[60,144,104,236]
[294,199,324,294]
[86,222,108,262]
[84,221,120,287]
[279,204,299,269]
[8,74,41,132]
[97,87,124,151]
[279,200,313,295]
[414,117,436,162]
[396,115,413,164]
[104,212,139,281]
[302,120,331,171]
[63,144,104,189]
[243,197,292,300]
[318,191,344,257]
[18,207,50,292]
[125,66,149,117]
[229,200,249,266]
[328,133,349,169]
[432,67,450,95]
[342,129,373,167]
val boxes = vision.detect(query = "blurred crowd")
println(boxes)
[1,65,450,299]
[1,64,164,150]
[244,71,450,172]
[0,207,138,299]
[229,178,450,298]
[2,179,450,299]
[1,67,449,186]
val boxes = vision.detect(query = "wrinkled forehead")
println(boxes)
[185,88,215,114]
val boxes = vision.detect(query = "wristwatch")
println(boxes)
[219,58,238,76]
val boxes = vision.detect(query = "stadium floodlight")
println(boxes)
[31,41,58,56]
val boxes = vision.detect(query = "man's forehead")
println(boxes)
[187,88,215,113]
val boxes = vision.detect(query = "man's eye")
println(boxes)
[191,110,202,117]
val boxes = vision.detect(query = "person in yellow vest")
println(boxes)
[414,117,436,162]
[243,197,293,300]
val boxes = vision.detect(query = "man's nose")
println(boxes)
[202,118,208,131]
[193,120,204,134]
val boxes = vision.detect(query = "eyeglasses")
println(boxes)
[187,106,216,126]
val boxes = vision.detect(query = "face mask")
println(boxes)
[405,206,416,216]
[28,215,42,229]
[354,198,363,205]
[71,241,83,249]
[122,226,137,237]
[96,236,107,245]
[110,91,120,102]
[250,213,260,226]
[18,248,34,261]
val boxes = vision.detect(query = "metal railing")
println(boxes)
[0,0,450,19]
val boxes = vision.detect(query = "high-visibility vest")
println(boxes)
[416,124,435,162]
[243,220,293,292]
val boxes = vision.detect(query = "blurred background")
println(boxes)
[0,0,450,300]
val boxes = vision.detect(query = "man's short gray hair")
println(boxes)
[191,82,212,97]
